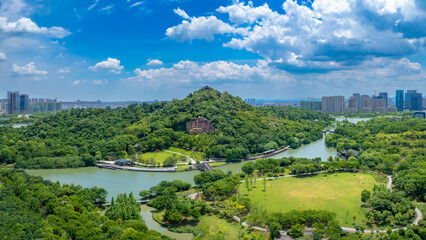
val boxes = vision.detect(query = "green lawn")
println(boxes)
[240,172,382,227]
[176,164,190,172]
[154,212,241,239]
[209,162,227,167]
[138,147,205,165]
[138,151,179,164]
[167,147,206,161]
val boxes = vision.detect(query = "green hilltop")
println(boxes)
[1,87,332,169]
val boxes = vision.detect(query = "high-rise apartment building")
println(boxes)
[0,99,6,112]
[348,96,358,109]
[345,96,358,113]
[411,93,423,111]
[372,98,387,113]
[352,93,361,109]
[379,92,388,107]
[396,90,404,110]
[300,100,322,111]
[7,91,20,115]
[4,91,62,114]
[321,96,344,113]
[19,94,29,113]
[360,95,372,113]
[405,90,417,109]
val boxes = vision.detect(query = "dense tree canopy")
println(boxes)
[362,185,416,227]
[325,117,426,199]
[0,169,170,239]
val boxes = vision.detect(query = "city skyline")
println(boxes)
[0,0,426,100]
[1,88,425,102]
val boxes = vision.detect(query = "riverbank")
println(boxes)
[95,145,291,173]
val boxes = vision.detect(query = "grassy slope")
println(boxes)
[167,147,206,161]
[240,173,383,227]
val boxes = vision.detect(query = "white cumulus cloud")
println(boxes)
[12,62,48,75]
[0,17,71,38]
[125,60,293,86]
[57,67,71,73]
[89,58,124,74]
[0,52,6,60]
[0,0,27,19]
[174,8,190,19]
[166,8,248,41]
[147,59,164,66]
[166,0,426,72]
[72,80,82,85]
[93,79,108,85]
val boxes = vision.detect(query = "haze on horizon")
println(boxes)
[0,0,425,101]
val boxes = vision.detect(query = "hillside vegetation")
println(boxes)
[0,87,332,169]
[325,117,426,200]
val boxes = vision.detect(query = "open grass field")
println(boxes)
[239,172,383,227]
[138,151,180,164]
[138,147,205,164]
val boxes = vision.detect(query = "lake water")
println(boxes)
[335,117,369,124]
[140,205,193,240]
[27,117,369,239]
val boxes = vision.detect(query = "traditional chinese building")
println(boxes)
[186,116,216,134]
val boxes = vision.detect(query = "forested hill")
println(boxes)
[1,87,332,169]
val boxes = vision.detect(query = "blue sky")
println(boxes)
[0,0,425,101]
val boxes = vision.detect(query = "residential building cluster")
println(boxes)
[300,90,424,113]
[0,91,62,115]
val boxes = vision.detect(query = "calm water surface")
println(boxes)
[140,205,192,240]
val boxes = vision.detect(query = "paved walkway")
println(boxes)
[387,175,392,191]
[164,150,196,164]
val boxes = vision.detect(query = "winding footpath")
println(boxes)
[163,150,196,164]
[235,174,423,237]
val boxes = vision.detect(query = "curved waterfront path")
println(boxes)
[236,173,423,236]
[163,150,196,164]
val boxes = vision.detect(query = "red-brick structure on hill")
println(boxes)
[186,116,216,134]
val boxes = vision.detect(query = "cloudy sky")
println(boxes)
[0,0,425,101]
